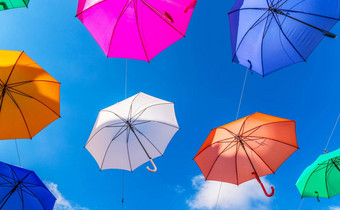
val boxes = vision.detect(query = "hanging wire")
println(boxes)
[214,68,249,210]
[297,198,304,210]
[324,114,340,153]
[122,59,128,210]
[15,140,22,167]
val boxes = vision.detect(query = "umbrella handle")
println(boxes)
[146,159,157,172]
[184,0,197,13]
[252,172,274,197]
[315,191,320,202]
[0,2,8,10]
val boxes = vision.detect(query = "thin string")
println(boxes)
[15,140,21,167]
[297,198,304,210]
[324,114,340,153]
[122,59,128,210]
[214,68,249,210]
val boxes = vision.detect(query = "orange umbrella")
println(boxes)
[194,112,298,197]
[0,50,60,140]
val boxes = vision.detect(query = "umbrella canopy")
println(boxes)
[76,0,197,61]
[86,92,179,172]
[0,161,55,209]
[229,0,340,76]
[194,112,298,196]
[0,50,60,140]
[296,148,340,201]
[0,0,29,11]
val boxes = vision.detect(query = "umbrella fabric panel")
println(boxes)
[77,0,196,61]
[0,0,29,11]
[229,9,269,73]
[0,51,60,140]
[0,162,55,209]
[296,149,340,198]
[229,0,340,75]
[133,120,179,157]
[86,125,130,170]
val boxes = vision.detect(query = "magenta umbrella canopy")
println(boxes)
[76,0,197,61]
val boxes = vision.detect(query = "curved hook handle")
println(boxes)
[252,172,274,197]
[315,191,320,202]
[184,0,197,13]
[146,159,157,172]
[259,182,275,197]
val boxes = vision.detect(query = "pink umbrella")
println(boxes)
[76,0,197,61]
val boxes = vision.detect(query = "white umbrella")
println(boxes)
[86,92,180,172]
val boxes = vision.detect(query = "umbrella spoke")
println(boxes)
[131,102,173,123]
[206,141,238,179]
[132,126,163,156]
[86,124,127,147]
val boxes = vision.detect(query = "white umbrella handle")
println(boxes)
[146,159,157,172]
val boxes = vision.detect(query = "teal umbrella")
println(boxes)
[296,148,340,202]
[0,0,29,11]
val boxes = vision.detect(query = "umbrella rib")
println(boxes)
[139,0,185,37]
[133,126,163,156]
[126,127,133,171]
[242,120,294,137]
[242,140,275,174]
[235,142,241,185]
[134,120,179,129]
[239,141,262,179]
[5,90,32,139]
[101,110,128,123]
[244,136,299,149]
[107,0,132,57]
[75,0,107,17]
[9,87,60,117]
[205,141,238,179]
[131,102,174,123]
[325,160,331,198]
[261,12,275,75]
[8,80,60,88]
[21,182,46,208]
[5,51,24,85]
[129,126,152,159]
[22,0,28,8]
[128,92,142,120]
[271,12,306,61]
[228,8,267,15]
[232,11,271,63]
[238,113,256,136]
[278,9,340,21]
[100,126,128,170]
[86,124,126,147]
[134,0,150,62]
[300,164,323,197]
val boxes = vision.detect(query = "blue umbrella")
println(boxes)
[229,0,340,76]
[0,161,55,209]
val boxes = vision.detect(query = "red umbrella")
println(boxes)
[194,113,299,197]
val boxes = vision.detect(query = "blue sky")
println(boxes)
[0,0,339,209]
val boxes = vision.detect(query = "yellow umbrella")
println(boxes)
[0,50,60,140]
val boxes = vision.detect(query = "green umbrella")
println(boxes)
[0,0,29,11]
[296,148,340,202]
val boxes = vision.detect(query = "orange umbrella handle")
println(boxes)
[252,172,274,197]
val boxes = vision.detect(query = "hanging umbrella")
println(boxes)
[0,0,29,11]
[76,0,197,61]
[194,112,299,197]
[296,148,340,202]
[0,50,60,140]
[0,161,56,209]
[229,0,340,76]
[86,92,179,172]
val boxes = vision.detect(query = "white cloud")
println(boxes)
[187,175,273,210]
[330,207,340,210]
[45,182,89,210]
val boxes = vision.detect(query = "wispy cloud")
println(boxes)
[45,182,89,210]
[330,207,340,210]
[187,175,272,210]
